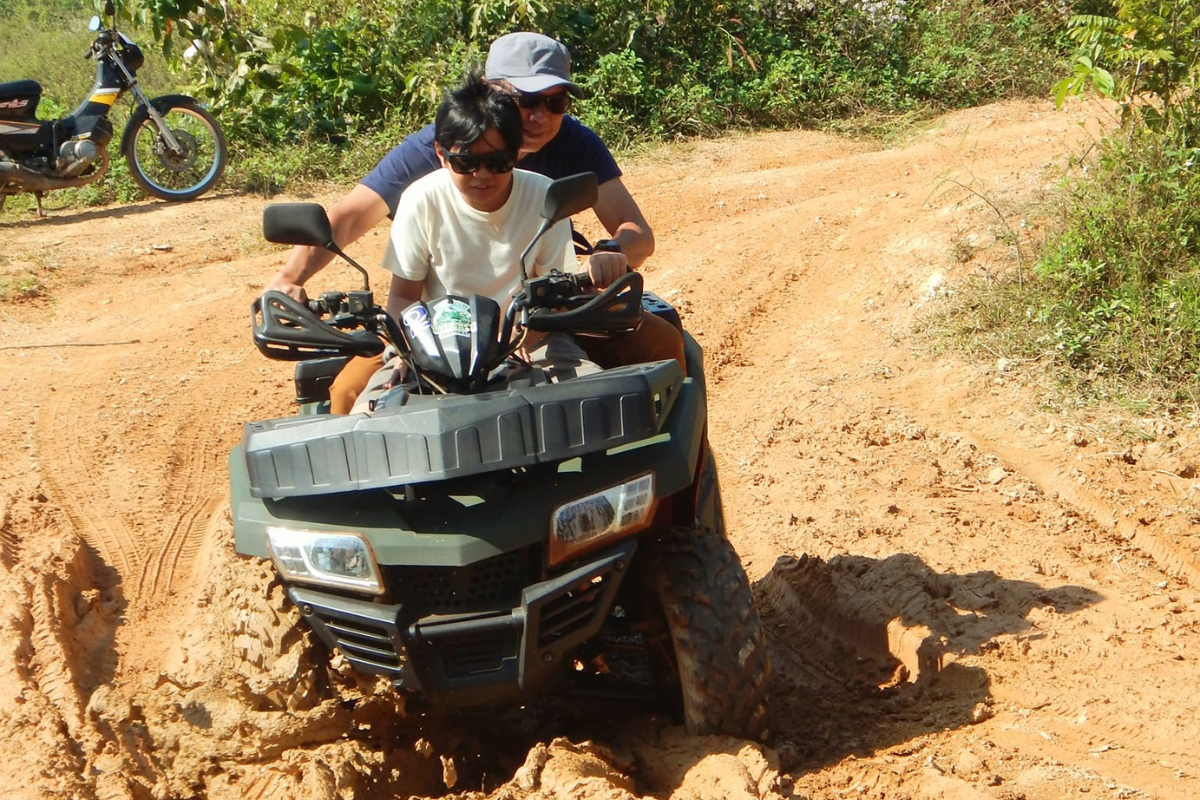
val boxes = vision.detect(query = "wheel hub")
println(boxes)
[153,129,199,172]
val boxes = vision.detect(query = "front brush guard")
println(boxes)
[253,290,385,361]
[525,271,644,335]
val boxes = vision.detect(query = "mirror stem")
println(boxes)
[518,221,551,282]
[325,241,372,292]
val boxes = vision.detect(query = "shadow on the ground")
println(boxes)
[754,550,1103,773]
[0,192,229,229]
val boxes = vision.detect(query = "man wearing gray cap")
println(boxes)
[267,32,681,414]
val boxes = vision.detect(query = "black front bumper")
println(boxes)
[287,540,636,707]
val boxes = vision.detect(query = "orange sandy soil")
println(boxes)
[3,97,1199,800]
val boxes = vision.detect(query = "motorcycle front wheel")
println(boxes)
[123,99,227,201]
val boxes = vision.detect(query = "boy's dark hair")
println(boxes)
[435,72,522,154]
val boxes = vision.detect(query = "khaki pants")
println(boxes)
[328,312,687,415]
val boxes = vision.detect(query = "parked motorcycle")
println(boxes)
[230,173,773,740]
[0,0,226,216]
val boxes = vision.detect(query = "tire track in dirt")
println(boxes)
[37,359,141,582]
[1040,699,1200,761]
[136,492,224,601]
[0,499,17,570]
[134,403,230,601]
[948,422,1200,586]
[27,571,87,736]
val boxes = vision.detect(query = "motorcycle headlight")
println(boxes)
[265,526,383,595]
[549,473,655,566]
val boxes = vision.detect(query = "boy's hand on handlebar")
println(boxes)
[585,251,629,289]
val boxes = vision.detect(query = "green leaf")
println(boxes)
[1092,67,1116,97]
[1053,76,1074,108]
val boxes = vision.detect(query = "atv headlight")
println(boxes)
[549,473,655,566]
[265,526,383,595]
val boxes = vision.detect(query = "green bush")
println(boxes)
[1034,131,1200,393]
[110,0,1082,150]
[904,0,1070,107]
[3,0,1090,205]
[1007,1,1200,406]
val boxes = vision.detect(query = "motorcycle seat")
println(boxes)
[0,80,41,99]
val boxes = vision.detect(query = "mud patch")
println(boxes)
[0,489,122,800]
[117,520,450,800]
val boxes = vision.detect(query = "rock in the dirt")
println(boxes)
[537,739,636,798]
[441,754,457,789]
[971,702,995,724]
[954,750,986,777]
[513,743,550,790]
[86,684,132,728]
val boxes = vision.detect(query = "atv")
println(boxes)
[230,172,772,740]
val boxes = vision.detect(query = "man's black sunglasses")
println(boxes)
[445,150,518,175]
[512,92,572,114]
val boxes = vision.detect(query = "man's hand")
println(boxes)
[266,278,309,304]
[585,251,628,288]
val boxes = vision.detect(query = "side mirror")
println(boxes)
[263,203,335,249]
[541,172,598,226]
[104,0,115,17]
[262,203,374,292]
[518,172,599,281]
[89,16,102,31]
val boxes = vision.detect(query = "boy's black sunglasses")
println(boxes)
[445,150,518,175]
[512,91,572,114]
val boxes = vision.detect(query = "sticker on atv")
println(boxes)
[432,299,472,338]
[402,305,432,333]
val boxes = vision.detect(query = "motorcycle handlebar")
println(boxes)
[87,32,110,58]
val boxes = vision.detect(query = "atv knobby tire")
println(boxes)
[648,524,772,741]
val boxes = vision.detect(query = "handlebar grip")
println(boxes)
[570,272,593,291]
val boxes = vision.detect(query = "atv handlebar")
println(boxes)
[521,271,643,335]
[253,264,640,366]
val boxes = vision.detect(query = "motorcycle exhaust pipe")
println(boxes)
[0,152,109,193]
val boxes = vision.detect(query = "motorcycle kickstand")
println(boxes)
[34,191,45,219]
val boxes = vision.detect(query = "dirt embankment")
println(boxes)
[3,97,1200,799]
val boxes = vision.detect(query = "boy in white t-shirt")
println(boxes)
[376,74,612,390]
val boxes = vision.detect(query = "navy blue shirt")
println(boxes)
[361,116,622,218]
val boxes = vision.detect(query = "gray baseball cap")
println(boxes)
[485,32,585,97]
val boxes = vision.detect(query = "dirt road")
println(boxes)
[3,98,1199,800]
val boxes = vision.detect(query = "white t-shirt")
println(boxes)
[382,168,576,309]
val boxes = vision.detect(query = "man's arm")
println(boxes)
[594,177,654,266]
[266,184,391,301]
[380,274,424,390]
[585,176,654,288]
